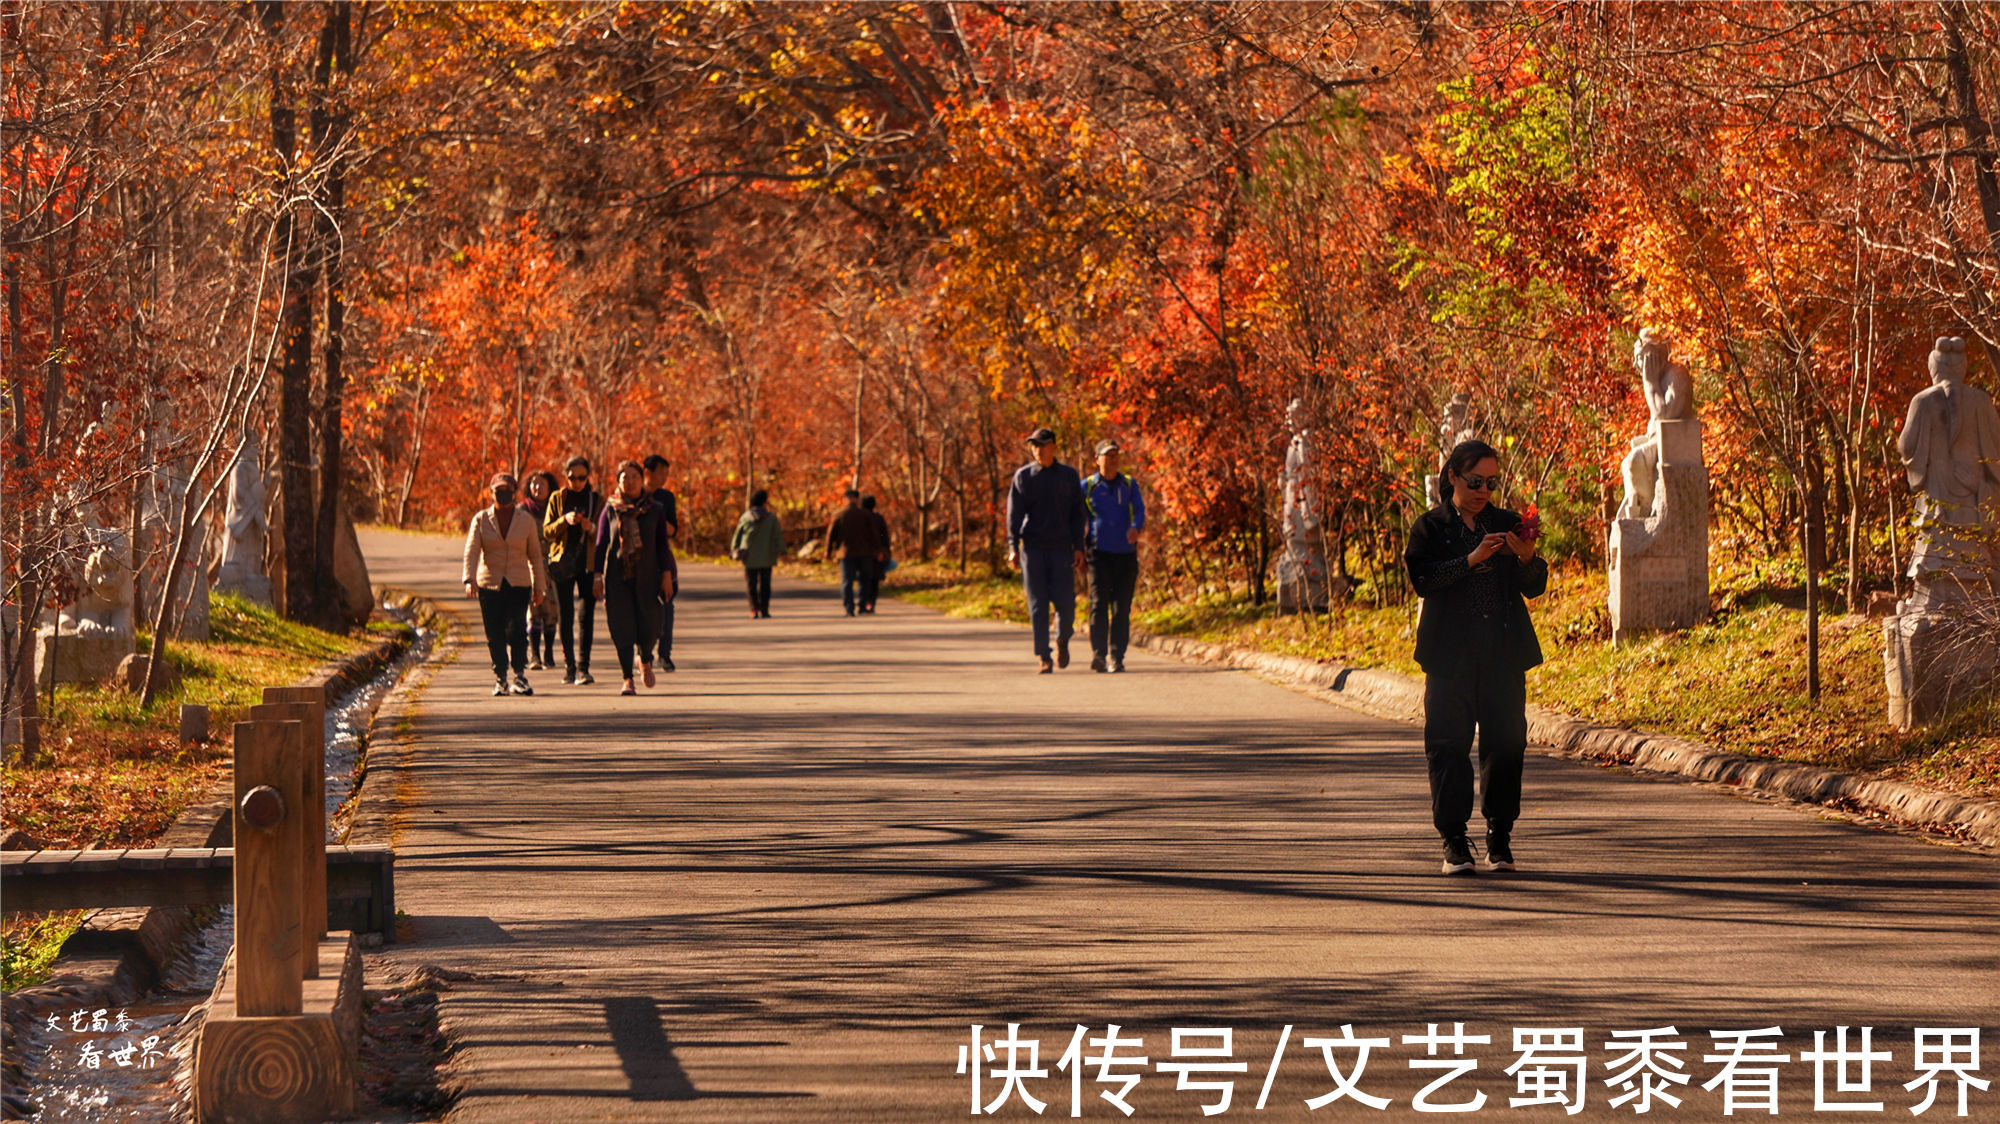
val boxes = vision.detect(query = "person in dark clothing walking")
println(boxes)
[1006,426,1087,673]
[643,454,680,671]
[825,489,882,617]
[462,473,549,697]
[1083,440,1146,673]
[594,461,675,696]
[542,455,605,684]
[861,495,891,613]
[522,470,560,670]
[731,489,784,618]
[1405,438,1547,876]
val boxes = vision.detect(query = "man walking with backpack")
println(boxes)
[1083,439,1146,673]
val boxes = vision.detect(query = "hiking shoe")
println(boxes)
[511,674,534,696]
[1057,641,1070,669]
[1486,832,1516,871]
[642,662,656,689]
[660,656,675,673]
[562,668,577,685]
[1039,656,1054,674]
[1110,657,1126,673]
[1090,654,1108,673]
[620,679,637,697]
[492,678,509,697]
[1441,836,1476,875]
[577,670,596,686]
[529,657,545,671]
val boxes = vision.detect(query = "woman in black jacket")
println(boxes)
[593,461,675,697]
[1405,439,1548,875]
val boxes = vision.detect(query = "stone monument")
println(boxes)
[140,406,211,639]
[215,442,273,605]
[1608,328,1709,641]
[1426,391,1477,509]
[35,528,136,688]
[1276,398,1332,613]
[1883,336,2000,728]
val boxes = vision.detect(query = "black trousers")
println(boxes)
[476,581,531,679]
[1422,661,1527,839]
[551,569,596,673]
[744,566,772,614]
[660,597,675,657]
[1088,550,1139,660]
[603,575,662,679]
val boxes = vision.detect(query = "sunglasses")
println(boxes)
[567,473,589,481]
[1458,473,1502,492]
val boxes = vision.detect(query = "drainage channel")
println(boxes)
[5,612,435,1123]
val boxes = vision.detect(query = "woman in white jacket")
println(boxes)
[463,472,549,696]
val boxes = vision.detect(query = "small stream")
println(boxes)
[6,610,435,1122]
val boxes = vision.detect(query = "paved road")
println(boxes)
[359,528,1997,1122]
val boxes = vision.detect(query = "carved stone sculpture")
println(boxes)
[1276,398,1331,613]
[1883,336,2000,728]
[35,527,137,688]
[139,406,211,639]
[216,443,273,605]
[1426,392,1476,509]
[1608,329,1709,641]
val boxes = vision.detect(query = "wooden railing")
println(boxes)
[190,684,363,1123]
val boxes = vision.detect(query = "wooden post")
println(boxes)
[262,686,327,942]
[232,717,304,1016]
[249,698,323,979]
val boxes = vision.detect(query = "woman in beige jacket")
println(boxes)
[462,472,549,696]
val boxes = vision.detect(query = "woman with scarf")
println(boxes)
[593,461,676,696]
[462,472,549,697]
[521,470,560,670]
[730,489,784,618]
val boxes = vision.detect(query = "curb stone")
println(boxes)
[1130,630,2000,851]
[346,587,460,850]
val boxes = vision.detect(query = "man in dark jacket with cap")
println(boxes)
[1006,427,1086,672]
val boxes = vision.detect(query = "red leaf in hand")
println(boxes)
[1517,502,1541,543]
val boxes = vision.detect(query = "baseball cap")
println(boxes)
[1025,427,1057,445]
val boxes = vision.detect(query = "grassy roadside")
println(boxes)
[775,552,1999,802]
[1,591,372,990]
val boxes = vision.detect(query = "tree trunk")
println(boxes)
[311,0,353,631]
[1803,481,1823,701]
[262,0,320,624]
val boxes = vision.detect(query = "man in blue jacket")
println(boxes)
[1006,427,1086,673]
[1083,439,1146,673]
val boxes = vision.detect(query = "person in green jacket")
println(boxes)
[730,489,785,618]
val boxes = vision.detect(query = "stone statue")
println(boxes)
[138,402,211,639]
[1276,398,1331,613]
[35,523,136,689]
[1426,392,1476,508]
[1896,336,2000,597]
[215,441,273,605]
[1608,328,1709,640]
[61,540,136,638]
[1617,330,1698,522]
[1883,336,2000,728]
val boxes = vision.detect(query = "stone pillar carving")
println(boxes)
[216,442,274,606]
[1276,398,1331,613]
[1426,392,1476,509]
[1883,336,2000,728]
[1608,329,1710,641]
